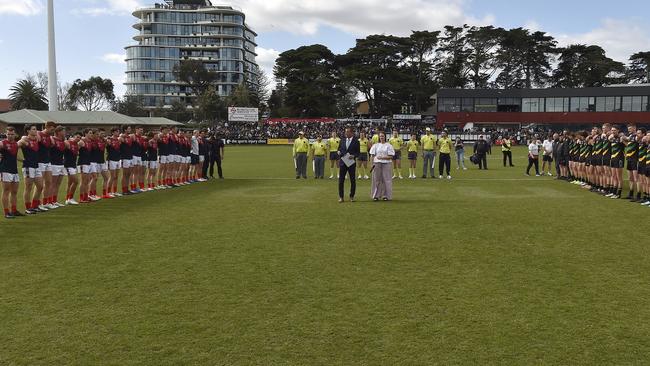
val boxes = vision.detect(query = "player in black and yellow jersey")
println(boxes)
[607,126,625,199]
[639,133,650,206]
[624,124,640,201]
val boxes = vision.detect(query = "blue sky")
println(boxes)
[1,0,649,100]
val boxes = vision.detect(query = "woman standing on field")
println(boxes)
[369,132,395,201]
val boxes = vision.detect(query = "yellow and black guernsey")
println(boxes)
[625,136,639,161]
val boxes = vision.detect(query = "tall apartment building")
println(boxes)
[125,0,259,108]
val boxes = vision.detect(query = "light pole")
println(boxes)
[47,0,59,111]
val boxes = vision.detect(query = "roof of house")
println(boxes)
[0,99,12,112]
[0,109,182,126]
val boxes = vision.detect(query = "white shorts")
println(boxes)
[148,161,159,170]
[80,165,95,174]
[159,155,169,164]
[170,155,180,163]
[38,163,52,173]
[184,157,191,164]
[51,165,66,177]
[109,160,122,170]
[132,156,143,166]
[90,162,99,173]
[122,159,133,169]
[66,167,78,176]
[199,155,205,162]
[22,167,42,179]
[98,162,108,172]
[1,172,20,183]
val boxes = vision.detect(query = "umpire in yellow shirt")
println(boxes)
[311,135,327,179]
[421,127,438,178]
[293,131,309,179]
[437,130,454,179]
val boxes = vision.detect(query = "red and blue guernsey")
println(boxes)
[37,131,52,164]
[64,139,79,169]
[0,139,19,174]
[22,138,40,169]
[50,137,66,166]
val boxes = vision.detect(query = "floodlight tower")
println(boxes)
[47,0,59,111]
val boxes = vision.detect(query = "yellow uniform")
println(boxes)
[389,136,404,152]
[293,137,309,155]
[438,137,453,154]
[359,138,369,153]
[407,139,419,152]
[311,141,327,156]
[328,137,341,158]
[421,134,437,151]
[371,134,380,144]
[502,139,512,152]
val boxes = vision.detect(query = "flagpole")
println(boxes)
[47,0,59,111]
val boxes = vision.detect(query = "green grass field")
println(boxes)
[2,146,650,365]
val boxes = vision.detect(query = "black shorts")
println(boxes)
[610,158,624,169]
[393,151,402,160]
[408,152,417,160]
[543,155,553,162]
[329,152,339,161]
[559,159,567,166]
[602,157,611,167]
[627,160,638,171]
[358,153,368,162]
[190,154,199,165]
[638,164,646,175]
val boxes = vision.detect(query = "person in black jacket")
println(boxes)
[559,132,570,179]
[473,135,490,170]
[209,133,225,179]
[551,133,561,178]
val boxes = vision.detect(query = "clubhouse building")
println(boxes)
[436,85,650,130]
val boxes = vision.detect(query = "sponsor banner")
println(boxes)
[393,114,422,120]
[267,138,291,145]
[228,107,259,122]
[225,139,267,145]
[337,118,388,124]
[265,118,336,125]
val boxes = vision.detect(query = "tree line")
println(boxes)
[6,24,650,121]
[270,25,650,118]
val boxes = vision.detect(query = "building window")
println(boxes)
[439,98,461,112]
[497,97,521,112]
[624,96,646,112]
[461,98,474,112]
[522,97,544,112]
[545,97,569,112]
[570,97,590,112]
[474,98,497,112]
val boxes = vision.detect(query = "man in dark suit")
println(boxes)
[338,127,360,203]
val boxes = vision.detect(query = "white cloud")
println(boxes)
[555,19,650,63]
[101,53,126,64]
[256,47,280,76]
[233,0,492,36]
[0,0,43,16]
[523,20,541,32]
[72,0,140,16]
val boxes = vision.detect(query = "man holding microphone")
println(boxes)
[293,131,309,179]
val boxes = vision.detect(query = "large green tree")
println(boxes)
[274,44,342,117]
[9,79,48,110]
[403,30,440,112]
[552,45,627,87]
[340,35,411,117]
[465,26,504,88]
[628,51,650,84]
[68,76,115,111]
[495,28,557,88]
[436,25,470,88]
